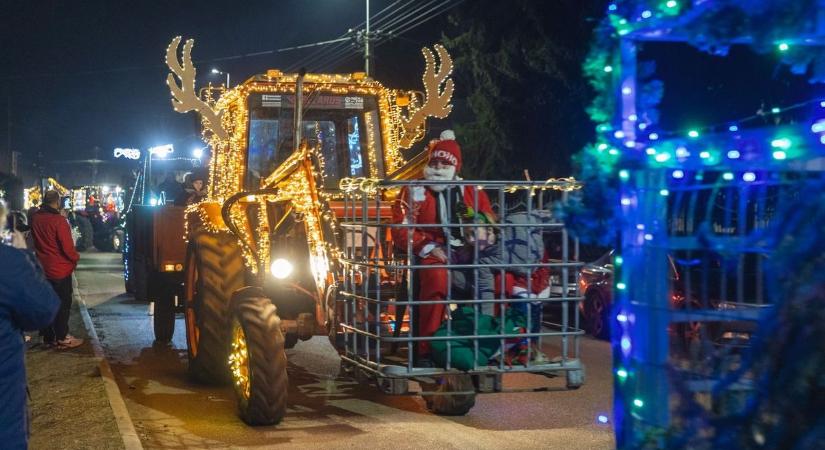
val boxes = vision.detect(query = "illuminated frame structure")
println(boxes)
[597,2,825,447]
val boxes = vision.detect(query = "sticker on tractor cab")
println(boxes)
[344,96,364,109]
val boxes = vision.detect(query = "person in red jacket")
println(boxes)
[392,132,493,361]
[30,190,83,349]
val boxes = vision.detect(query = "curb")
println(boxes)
[75,283,144,450]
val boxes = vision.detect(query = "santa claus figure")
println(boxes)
[392,130,494,362]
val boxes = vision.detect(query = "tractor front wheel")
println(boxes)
[229,291,288,426]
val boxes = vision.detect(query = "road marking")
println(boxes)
[75,283,144,450]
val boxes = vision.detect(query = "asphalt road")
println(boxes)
[76,252,615,449]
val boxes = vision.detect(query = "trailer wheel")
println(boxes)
[421,374,476,416]
[111,229,125,252]
[183,230,244,384]
[153,294,176,343]
[229,292,288,426]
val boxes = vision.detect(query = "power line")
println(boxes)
[285,0,407,72]
[317,0,463,73]
[390,0,462,37]
[378,0,443,31]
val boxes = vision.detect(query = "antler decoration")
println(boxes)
[165,36,229,141]
[398,44,454,148]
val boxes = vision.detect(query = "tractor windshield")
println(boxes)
[246,92,384,190]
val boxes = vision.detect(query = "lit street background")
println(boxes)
[76,252,614,449]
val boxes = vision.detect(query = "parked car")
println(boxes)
[578,251,766,351]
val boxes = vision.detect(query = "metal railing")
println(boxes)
[335,179,584,379]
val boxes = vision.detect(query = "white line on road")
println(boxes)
[75,279,144,450]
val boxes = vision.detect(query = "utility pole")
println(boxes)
[364,0,371,77]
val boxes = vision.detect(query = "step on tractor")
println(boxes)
[161,36,585,425]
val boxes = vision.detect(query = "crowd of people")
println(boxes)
[1,188,86,448]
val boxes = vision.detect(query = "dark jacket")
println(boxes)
[0,245,61,449]
[31,205,79,280]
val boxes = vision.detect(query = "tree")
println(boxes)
[442,0,605,179]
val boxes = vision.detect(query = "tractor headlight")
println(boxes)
[270,258,293,279]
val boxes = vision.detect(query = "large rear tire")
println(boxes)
[229,291,288,426]
[421,374,476,416]
[183,229,245,384]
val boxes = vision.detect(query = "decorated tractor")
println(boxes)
[163,36,585,425]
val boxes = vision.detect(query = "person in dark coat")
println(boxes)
[30,190,82,349]
[0,201,61,450]
[174,172,207,206]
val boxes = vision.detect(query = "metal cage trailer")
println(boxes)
[332,178,585,414]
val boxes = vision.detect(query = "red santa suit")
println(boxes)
[391,137,493,356]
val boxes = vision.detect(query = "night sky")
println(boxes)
[0,0,448,181]
[1,1,818,185]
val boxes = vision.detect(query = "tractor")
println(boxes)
[162,36,585,425]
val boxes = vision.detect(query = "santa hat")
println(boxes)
[428,138,462,171]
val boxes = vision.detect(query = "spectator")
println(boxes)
[6,210,31,250]
[156,171,183,205]
[30,190,83,349]
[0,200,61,449]
[175,172,207,206]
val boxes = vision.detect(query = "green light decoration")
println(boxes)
[561,3,825,448]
